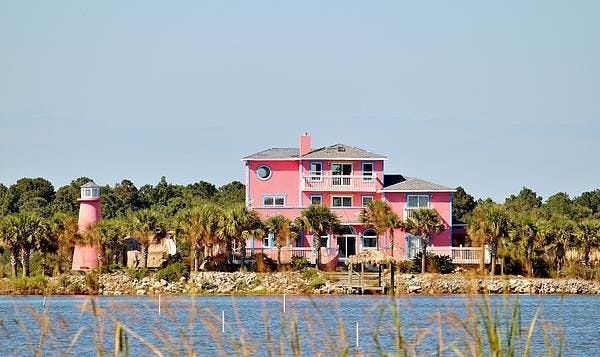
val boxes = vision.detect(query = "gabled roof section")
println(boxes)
[81,181,99,188]
[242,143,386,161]
[382,177,455,192]
[302,144,387,159]
[242,148,300,160]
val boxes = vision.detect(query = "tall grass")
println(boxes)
[0,294,564,356]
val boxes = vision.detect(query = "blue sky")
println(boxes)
[1,1,598,202]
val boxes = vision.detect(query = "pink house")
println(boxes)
[242,133,457,264]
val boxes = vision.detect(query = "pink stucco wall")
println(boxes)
[74,197,101,270]
[77,198,102,232]
[248,160,300,208]
[385,192,452,251]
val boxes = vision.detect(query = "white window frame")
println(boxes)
[331,195,352,207]
[263,232,274,248]
[310,195,323,205]
[256,164,272,180]
[362,162,374,182]
[361,195,374,207]
[331,163,353,186]
[309,161,323,182]
[406,194,430,208]
[262,195,286,207]
[362,228,378,249]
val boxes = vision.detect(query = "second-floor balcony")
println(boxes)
[302,175,377,192]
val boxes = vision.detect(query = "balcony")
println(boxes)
[302,175,377,192]
[404,207,434,220]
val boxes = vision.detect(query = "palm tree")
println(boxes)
[467,203,510,276]
[95,219,126,267]
[177,203,223,271]
[403,208,445,274]
[49,213,79,274]
[196,203,223,261]
[297,205,340,269]
[35,218,58,276]
[575,219,600,266]
[542,216,575,274]
[0,215,21,277]
[265,215,296,265]
[177,207,204,272]
[9,212,42,277]
[219,203,264,267]
[131,209,165,268]
[509,213,543,277]
[359,199,401,255]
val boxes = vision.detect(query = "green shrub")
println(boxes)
[394,260,413,273]
[290,256,310,271]
[300,267,326,289]
[156,262,190,283]
[430,255,456,274]
[11,275,48,294]
[127,267,150,280]
[410,253,456,274]
[85,271,99,294]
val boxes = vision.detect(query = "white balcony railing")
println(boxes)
[404,207,430,220]
[302,175,377,192]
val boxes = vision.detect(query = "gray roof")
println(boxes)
[81,181,99,188]
[242,148,299,160]
[382,177,455,192]
[243,143,386,160]
[303,144,386,159]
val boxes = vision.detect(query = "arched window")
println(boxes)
[362,228,378,249]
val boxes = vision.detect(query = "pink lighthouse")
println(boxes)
[72,181,101,270]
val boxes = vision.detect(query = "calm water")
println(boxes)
[0,294,595,356]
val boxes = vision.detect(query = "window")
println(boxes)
[407,195,429,208]
[361,196,373,207]
[331,163,352,186]
[332,196,352,207]
[263,232,274,248]
[362,163,374,182]
[263,195,285,207]
[256,165,272,180]
[310,195,322,205]
[362,228,378,249]
[310,162,322,181]
[406,234,422,258]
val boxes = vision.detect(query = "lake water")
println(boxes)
[0,294,596,356]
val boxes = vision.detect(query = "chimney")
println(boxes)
[299,132,311,156]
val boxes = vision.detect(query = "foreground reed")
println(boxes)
[0,294,563,356]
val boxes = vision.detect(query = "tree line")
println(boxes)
[454,186,600,277]
[0,176,246,277]
[1,175,600,279]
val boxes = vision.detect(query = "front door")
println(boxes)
[337,235,356,258]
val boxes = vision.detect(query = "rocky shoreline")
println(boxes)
[2,271,600,296]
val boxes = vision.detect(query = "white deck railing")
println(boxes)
[301,175,377,192]
[241,246,489,265]
[429,246,491,264]
[244,247,338,264]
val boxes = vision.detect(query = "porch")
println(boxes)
[242,245,490,266]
